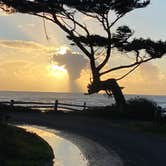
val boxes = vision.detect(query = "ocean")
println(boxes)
[0,91,166,109]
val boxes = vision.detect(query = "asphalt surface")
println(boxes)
[8,112,166,166]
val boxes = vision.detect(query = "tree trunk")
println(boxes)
[88,78,126,106]
[109,79,126,106]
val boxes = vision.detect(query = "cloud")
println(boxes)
[0,39,59,61]
[139,63,160,81]
[0,10,10,16]
[52,49,89,79]
[1,39,166,94]
[0,40,54,66]
[0,40,47,50]
[18,24,35,29]
[0,40,65,59]
[0,60,70,92]
[82,15,93,21]
[76,68,91,92]
[0,40,89,92]
[119,62,166,95]
[52,48,89,91]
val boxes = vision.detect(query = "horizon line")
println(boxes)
[0,89,165,97]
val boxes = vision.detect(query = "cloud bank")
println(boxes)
[52,48,89,91]
[0,39,166,94]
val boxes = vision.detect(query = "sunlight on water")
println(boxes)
[18,126,88,166]
[1,91,166,109]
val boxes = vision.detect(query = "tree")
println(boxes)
[0,0,166,106]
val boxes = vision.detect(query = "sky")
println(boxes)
[0,0,166,95]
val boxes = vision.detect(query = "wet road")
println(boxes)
[9,112,166,166]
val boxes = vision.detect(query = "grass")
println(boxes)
[0,124,54,166]
[110,121,166,138]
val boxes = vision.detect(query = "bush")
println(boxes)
[0,125,54,166]
[126,97,162,120]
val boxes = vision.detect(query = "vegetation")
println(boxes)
[69,97,164,122]
[126,97,162,120]
[1,97,164,122]
[0,0,166,106]
[0,103,41,113]
[111,121,166,138]
[0,124,54,166]
[1,97,165,123]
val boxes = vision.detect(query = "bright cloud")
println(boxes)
[52,47,89,91]
[119,63,166,95]
[0,39,166,94]
[0,40,70,92]
[0,40,47,50]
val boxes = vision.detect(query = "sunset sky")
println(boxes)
[0,0,166,95]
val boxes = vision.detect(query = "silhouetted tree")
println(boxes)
[1,0,166,106]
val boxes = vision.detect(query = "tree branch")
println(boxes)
[51,13,92,59]
[97,13,111,71]
[100,57,153,76]
[109,13,125,28]
[80,11,98,19]
[63,10,95,55]
[116,64,140,81]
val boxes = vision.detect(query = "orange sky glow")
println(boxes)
[0,0,166,95]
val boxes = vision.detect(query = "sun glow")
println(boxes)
[47,64,68,79]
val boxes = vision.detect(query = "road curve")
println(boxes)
[9,112,166,166]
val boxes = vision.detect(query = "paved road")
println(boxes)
[9,112,166,166]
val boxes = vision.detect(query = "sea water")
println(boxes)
[0,91,166,109]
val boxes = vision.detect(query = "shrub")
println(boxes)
[126,97,162,120]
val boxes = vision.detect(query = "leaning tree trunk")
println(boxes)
[88,78,126,106]
[108,79,126,106]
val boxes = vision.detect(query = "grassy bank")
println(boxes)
[110,121,166,137]
[0,124,54,166]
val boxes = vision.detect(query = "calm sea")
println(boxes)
[0,91,166,109]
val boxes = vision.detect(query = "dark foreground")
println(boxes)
[8,111,166,166]
[0,124,54,166]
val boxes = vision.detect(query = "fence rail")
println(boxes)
[0,100,88,111]
[0,101,54,105]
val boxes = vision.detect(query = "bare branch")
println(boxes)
[59,17,74,31]
[64,10,89,33]
[51,13,92,59]
[105,90,112,96]
[109,14,125,28]
[135,50,143,62]
[100,14,108,31]
[97,13,111,71]
[95,48,105,60]
[116,64,140,81]
[100,57,153,76]
[96,15,103,23]
[80,11,98,19]
[42,13,49,40]
[33,13,56,24]
[63,10,95,55]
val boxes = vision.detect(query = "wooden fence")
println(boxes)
[0,100,88,111]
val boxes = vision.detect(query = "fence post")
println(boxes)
[54,100,58,111]
[83,102,86,111]
[10,100,14,111]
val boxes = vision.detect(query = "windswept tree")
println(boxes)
[0,0,166,106]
